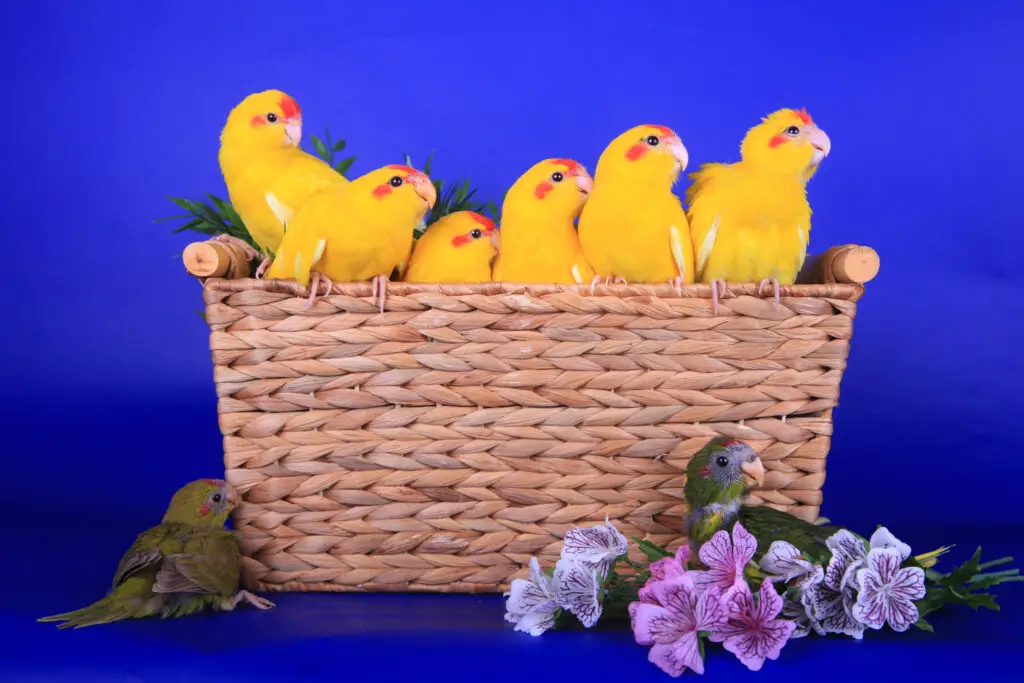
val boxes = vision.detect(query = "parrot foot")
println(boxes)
[303,270,334,310]
[224,589,276,612]
[668,276,686,297]
[710,279,730,314]
[254,256,273,279]
[213,234,261,264]
[589,275,628,295]
[371,274,389,313]
[757,278,781,306]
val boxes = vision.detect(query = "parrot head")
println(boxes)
[504,158,593,219]
[221,89,304,152]
[351,164,438,220]
[593,124,689,187]
[684,437,765,511]
[161,478,239,528]
[419,211,499,266]
[740,108,831,181]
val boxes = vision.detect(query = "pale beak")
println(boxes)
[740,456,766,489]
[286,116,303,147]
[665,135,689,172]
[487,228,500,250]
[409,173,438,208]
[575,171,594,195]
[224,482,240,509]
[808,126,831,166]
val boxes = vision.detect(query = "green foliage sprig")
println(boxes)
[159,128,500,245]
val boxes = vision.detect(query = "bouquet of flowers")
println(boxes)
[505,518,1021,677]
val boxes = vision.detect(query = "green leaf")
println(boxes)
[154,213,192,223]
[170,218,204,234]
[194,308,207,322]
[423,150,435,176]
[914,617,934,632]
[631,537,673,562]
[311,135,330,162]
[332,139,346,152]
[335,157,356,177]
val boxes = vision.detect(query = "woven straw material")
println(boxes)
[202,278,864,594]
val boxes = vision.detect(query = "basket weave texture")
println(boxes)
[203,274,865,594]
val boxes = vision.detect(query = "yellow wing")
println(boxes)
[265,188,338,287]
[685,163,731,282]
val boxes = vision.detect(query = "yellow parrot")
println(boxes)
[491,158,594,285]
[685,108,831,311]
[577,124,694,293]
[404,212,498,284]
[218,89,348,277]
[266,164,437,311]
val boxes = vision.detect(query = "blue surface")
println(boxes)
[4,0,1024,679]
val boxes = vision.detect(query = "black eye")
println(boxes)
[785,126,800,136]
[646,135,660,146]
[715,455,729,468]
[266,112,278,123]
[470,229,482,239]
[389,176,403,187]
[212,493,222,503]
[551,171,564,183]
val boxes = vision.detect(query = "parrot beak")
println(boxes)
[487,227,500,250]
[665,135,689,172]
[575,171,594,196]
[409,173,438,208]
[285,116,303,147]
[808,126,831,167]
[224,483,240,510]
[740,456,766,489]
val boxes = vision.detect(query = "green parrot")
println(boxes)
[39,478,274,629]
[684,436,839,563]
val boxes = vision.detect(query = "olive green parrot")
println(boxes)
[39,478,274,629]
[684,436,841,563]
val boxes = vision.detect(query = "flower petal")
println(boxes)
[731,522,758,567]
[652,576,700,632]
[754,578,785,622]
[759,541,814,582]
[869,526,912,561]
[826,529,867,565]
[560,519,628,573]
[512,601,559,636]
[890,566,927,602]
[698,529,736,572]
[633,603,681,645]
[649,632,704,677]
[554,558,602,628]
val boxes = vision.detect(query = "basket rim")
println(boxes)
[203,278,865,302]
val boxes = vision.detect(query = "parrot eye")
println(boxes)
[551,171,564,183]
[470,229,483,239]
[266,112,278,123]
[785,126,800,136]
[646,135,660,146]
[211,493,223,503]
[389,176,404,187]
[715,455,729,468]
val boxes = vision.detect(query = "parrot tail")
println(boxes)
[38,594,159,629]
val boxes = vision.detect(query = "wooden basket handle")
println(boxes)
[182,238,880,286]
[796,244,880,285]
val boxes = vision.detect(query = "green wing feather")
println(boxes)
[737,505,842,564]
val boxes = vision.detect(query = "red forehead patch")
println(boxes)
[648,124,674,137]
[551,158,580,173]
[794,108,812,125]
[203,478,219,485]
[387,164,418,175]
[279,94,301,120]
[467,212,496,231]
[722,439,742,448]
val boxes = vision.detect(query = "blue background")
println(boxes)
[3,0,1023,680]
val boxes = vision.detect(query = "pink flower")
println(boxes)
[709,579,796,671]
[852,547,926,632]
[632,575,727,677]
[650,545,691,582]
[691,523,757,600]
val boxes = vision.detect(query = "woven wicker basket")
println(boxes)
[184,239,879,594]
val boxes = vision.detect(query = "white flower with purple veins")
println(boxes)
[504,557,560,636]
[781,593,826,639]
[759,541,825,588]
[554,557,603,628]
[853,547,927,632]
[560,518,629,577]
